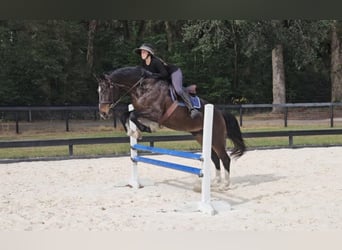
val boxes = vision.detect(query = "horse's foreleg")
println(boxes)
[119,111,130,132]
[121,111,142,139]
[129,111,152,133]
[126,124,142,139]
[119,111,137,138]
[126,121,142,139]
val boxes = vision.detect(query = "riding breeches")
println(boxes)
[170,68,184,95]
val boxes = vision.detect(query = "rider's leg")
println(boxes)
[171,69,200,119]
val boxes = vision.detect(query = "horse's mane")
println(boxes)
[106,66,169,88]
[107,66,143,80]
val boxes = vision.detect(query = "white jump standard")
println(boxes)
[128,104,217,215]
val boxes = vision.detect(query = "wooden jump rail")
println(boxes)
[1,129,342,157]
[1,102,342,133]
[242,129,342,147]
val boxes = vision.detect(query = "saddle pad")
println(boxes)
[170,88,201,109]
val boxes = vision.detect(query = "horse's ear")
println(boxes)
[93,73,100,82]
[104,74,111,81]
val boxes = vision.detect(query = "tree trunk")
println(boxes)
[86,20,97,71]
[331,21,342,102]
[122,20,131,41]
[164,21,173,52]
[231,20,238,90]
[272,44,286,113]
[136,20,146,43]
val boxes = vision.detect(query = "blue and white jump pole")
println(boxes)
[128,104,215,215]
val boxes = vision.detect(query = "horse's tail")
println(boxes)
[222,111,246,158]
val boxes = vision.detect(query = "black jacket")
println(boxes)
[142,56,178,80]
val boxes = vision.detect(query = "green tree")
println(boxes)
[183,20,331,105]
[0,20,335,107]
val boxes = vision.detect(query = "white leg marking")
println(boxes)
[126,127,134,137]
[133,130,142,140]
[212,169,222,186]
[219,171,230,191]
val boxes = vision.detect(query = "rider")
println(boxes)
[134,43,200,119]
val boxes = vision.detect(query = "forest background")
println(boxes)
[1,20,341,107]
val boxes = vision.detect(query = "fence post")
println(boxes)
[198,104,215,215]
[113,110,117,128]
[65,110,70,132]
[15,112,19,134]
[289,135,293,147]
[68,144,74,156]
[330,103,334,128]
[284,107,288,127]
[28,107,32,122]
[239,105,243,127]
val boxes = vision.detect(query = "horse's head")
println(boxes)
[97,73,116,119]
[97,66,147,119]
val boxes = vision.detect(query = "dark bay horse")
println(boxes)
[97,66,246,189]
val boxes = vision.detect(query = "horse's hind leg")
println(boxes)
[211,138,231,190]
[211,150,222,186]
[216,148,231,189]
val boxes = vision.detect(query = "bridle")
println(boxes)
[99,76,145,110]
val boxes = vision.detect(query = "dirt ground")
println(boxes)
[1,147,341,231]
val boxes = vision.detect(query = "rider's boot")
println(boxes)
[179,91,201,119]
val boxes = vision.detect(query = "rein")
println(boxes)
[108,76,144,110]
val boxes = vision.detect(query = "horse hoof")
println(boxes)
[130,130,142,140]
[211,178,221,187]
[127,130,133,137]
[135,131,142,140]
[219,183,230,191]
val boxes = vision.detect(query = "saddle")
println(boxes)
[169,84,201,109]
[158,84,201,125]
